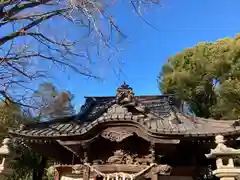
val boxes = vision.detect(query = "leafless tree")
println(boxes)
[0,0,160,105]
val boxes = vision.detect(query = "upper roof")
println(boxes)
[8,83,240,140]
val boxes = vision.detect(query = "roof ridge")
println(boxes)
[20,115,76,130]
[84,94,175,98]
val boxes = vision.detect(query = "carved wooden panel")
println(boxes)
[106,149,155,165]
[106,104,129,115]
[101,129,133,142]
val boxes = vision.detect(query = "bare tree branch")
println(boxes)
[0,0,160,105]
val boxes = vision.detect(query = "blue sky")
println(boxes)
[2,0,240,110]
[62,0,240,110]
[61,0,240,110]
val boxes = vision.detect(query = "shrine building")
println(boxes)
[7,83,240,180]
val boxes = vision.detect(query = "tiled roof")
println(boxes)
[8,95,240,139]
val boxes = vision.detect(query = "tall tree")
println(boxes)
[32,82,75,120]
[159,35,240,120]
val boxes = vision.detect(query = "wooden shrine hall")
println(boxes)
[7,83,240,180]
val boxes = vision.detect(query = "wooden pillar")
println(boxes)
[150,143,155,163]
[151,173,158,180]
[82,146,90,180]
[83,166,90,180]
[54,170,60,180]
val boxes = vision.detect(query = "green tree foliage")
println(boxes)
[0,99,23,142]
[7,147,46,180]
[0,82,76,180]
[0,99,45,180]
[159,35,240,119]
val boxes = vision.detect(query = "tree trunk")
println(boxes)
[32,156,47,180]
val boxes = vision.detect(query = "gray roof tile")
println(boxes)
[8,95,240,138]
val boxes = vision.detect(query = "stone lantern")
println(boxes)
[206,135,240,180]
[0,138,15,177]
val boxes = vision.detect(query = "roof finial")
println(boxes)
[116,82,135,105]
[120,81,130,89]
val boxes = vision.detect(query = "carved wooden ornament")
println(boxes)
[101,130,133,142]
[107,149,154,165]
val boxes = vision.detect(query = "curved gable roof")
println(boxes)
[9,94,240,140]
